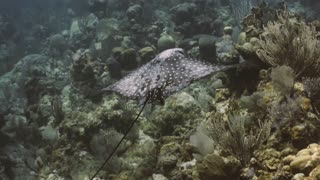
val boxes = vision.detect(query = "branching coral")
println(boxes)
[302,77,320,113]
[207,114,271,166]
[302,77,320,101]
[256,11,320,78]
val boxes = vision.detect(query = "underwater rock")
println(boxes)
[292,173,305,180]
[238,32,247,45]
[198,35,216,63]
[0,54,61,112]
[37,94,64,126]
[256,148,281,171]
[49,34,67,54]
[110,47,138,71]
[69,20,82,39]
[216,35,239,65]
[188,83,216,112]
[152,174,168,180]
[236,36,261,64]
[214,88,231,102]
[157,142,181,174]
[178,38,197,51]
[45,173,66,180]
[310,165,320,179]
[39,125,59,142]
[2,115,27,138]
[223,26,233,35]
[196,153,241,180]
[0,52,69,122]
[95,18,121,59]
[10,54,51,86]
[179,158,197,177]
[3,114,42,144]
[125,131,156,179]
[119,48,138,70]
[170,3,197,25]
[71,49,98,98]
[85,13,99,30]
[199,12,218,33]
[158,154,178,174]
[290,124,312,148]
[121,36,136,49]
[142,21,163,44]
[1,144,38,180]
[138,46,156,64]
[145,92,202,137]
[189,125,214,156]
[111,47,124,60]
[289,143,320,175]
[69,14,99,49]
[88,0,107,18]
[126,4,143,21]
[106,56,122,79]
[61,29,69,38]
[157,35,176,52]
[61,109,99,141]
[94,95,139,140]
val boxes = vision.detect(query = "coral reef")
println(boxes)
[1,1,320,180]
[207,114,271,166]
[197,153,241,180]
[144,92,203,137]
[282,143,320,179]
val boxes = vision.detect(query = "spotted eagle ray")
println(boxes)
[91,48,234,179]
[107,48,229,104]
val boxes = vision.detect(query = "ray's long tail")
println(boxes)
[90,95,151,180]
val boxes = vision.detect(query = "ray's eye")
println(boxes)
[176,49,185,56]
[156,75,160,81]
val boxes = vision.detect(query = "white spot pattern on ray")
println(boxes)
[107,48,229,104]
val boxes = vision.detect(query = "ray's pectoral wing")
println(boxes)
[106,48,233,104]
[106,63,150,100]
[106,56,163,101]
